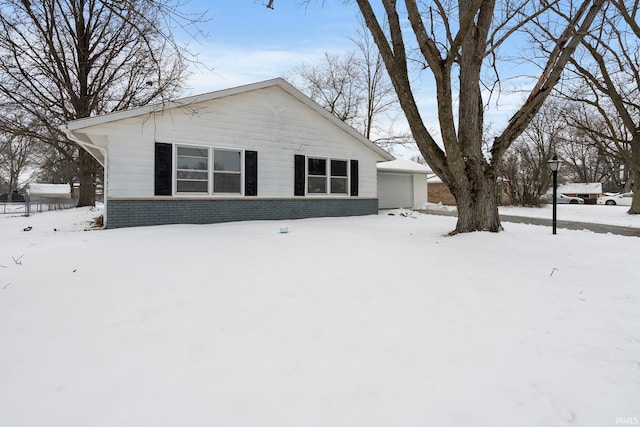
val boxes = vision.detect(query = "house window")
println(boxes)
[213,149,241,193]
[306,157,348,195]
[176,146,209,193]
[308,158,327,193]
[294,155,357,197]
[330,160,348,194]
[175,145,243,195]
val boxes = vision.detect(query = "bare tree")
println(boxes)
[557,124,620,187]
[273,0,605,233]
[351,19,399,139]
[291,19,399,141]
[498,101,568,206]
[36,146,80,188]
[0,0,203,206]
[357,0,605,233]
[557,0,640,213]
[0,131,40,198]
[498,99,620,205]
[293,52,366,125]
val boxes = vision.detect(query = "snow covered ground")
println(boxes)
[1,206,638,427]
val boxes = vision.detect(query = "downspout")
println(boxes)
[59,125,108,229]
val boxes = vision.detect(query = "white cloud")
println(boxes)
[184,43,351,95]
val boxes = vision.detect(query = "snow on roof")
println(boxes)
[557,183,602,194]
[27,183,70,195]
[377,158,432,174]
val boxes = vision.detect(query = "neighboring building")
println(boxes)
[377,158,431,209]
[427,175,513,206]
[556,183,603,204]
[63,78,394,228]
[27,183,72,200]
[427,175,456,206]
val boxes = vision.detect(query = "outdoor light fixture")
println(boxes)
[547,154,561,235]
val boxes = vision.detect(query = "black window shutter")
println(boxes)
[245,150,258,196]
[154,142,172,196]
[294,154,305,196]
[350,159,359,196]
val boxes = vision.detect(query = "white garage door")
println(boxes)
[378,173,413,209]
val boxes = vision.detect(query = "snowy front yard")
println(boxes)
[1,208,638,427]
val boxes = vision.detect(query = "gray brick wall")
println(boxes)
[106,198,379,229]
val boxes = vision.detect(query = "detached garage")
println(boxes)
[377,158,431,209]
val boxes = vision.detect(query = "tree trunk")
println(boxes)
[77,149,97,207]
[450,165,502,234]
[630,172,640,214]
[629,141,640,214]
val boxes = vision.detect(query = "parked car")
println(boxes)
[542,193,584,204]
[597,192,633,206]
[0,192,26,202]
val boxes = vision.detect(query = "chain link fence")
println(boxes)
[0,195,78,216]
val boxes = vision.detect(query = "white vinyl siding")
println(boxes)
[86,86,383,198]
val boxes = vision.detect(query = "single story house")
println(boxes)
[377,158,431,209]
[556,183,603,204]
[63,78,394,228]
[428,175,513,206]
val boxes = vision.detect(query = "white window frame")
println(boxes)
[212,148,243,195]
[174,144,244,196]
[306,156,349,196]
[329,158,349,195]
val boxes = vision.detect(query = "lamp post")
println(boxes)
[547,154,561,235]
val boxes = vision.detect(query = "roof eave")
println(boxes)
[67,77,395,161]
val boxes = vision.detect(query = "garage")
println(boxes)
[377,158,431,209]
[378,173,414,208]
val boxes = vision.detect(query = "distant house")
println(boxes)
[556,183,603,204]
[427,175,456,206]
[427,175,513,206]
[63,78,393,228]
[377,158,431,209]
[27,183,72,200]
